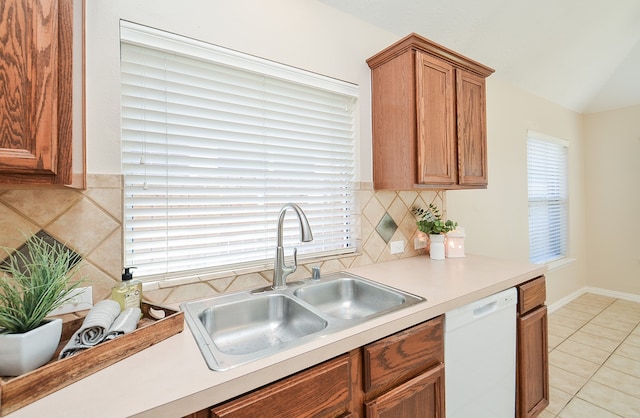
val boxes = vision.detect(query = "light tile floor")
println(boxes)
[541,293,640,417]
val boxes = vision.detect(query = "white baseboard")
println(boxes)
[548,286,640,313]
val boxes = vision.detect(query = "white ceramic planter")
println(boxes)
[0,318,62,376]
[429,234,445,260]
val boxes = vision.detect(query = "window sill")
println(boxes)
[547,257,575,271]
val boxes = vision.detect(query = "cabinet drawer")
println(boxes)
[363,316,444,394]
[518,276,546,314]
[211,353,352,418]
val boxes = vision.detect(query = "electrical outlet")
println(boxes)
[414,236,427,250]
[390,240,404,254]
[48,286,93,316]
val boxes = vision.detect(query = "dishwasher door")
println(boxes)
[445,287,518,418]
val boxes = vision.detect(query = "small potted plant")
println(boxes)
[0,234,85,376]
[413,204,458,260]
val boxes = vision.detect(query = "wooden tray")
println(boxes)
[0,302,184,416]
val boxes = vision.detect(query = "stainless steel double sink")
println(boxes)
[181,272,425,371]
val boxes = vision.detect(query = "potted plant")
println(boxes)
[0,234,85,376]
[413,204,458,260]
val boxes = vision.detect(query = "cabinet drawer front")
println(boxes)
[364,316,444,394]
[211,354,351,418]
[518,276,546,314]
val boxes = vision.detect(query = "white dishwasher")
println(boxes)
[445,287,518,418]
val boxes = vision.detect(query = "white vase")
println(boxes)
[429,234,445,260]
[0,318,62,376]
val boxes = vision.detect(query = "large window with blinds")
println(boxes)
[120,22,358,280]
[527,131,568,264]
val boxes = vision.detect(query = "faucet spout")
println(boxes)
[273,203,313,290]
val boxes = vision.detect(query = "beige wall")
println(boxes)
[583,105,640,295]
[447,79,589,305]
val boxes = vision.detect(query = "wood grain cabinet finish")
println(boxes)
[516,276,549,418]
[210,352,353,418]
[0,0,81,186]
[365,363,445,418]
[367,33,494,190]
[364,316,445,418]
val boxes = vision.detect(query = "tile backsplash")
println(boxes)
[0,176,444,306]
[0,175,122,304]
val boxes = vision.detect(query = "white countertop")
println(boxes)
[8,254,546,418]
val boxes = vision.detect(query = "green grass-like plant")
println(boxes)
[0,234,85,334]
[413,204,458,235]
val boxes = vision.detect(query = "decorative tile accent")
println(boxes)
[0,230,82,273]
[375,212,397,244]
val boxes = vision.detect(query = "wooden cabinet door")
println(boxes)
[517,305,549,418]
[456,69,488,186]
[415,51,456,186]
[370,48,417,190]
[211,353,352,418]
[0,0,74,184]
[365,363,445,418]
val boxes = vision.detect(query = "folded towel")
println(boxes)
[59,300,122,359]
[78,300,122,345]
[105,307,141,341]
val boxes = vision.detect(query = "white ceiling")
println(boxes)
[319,0,640,114]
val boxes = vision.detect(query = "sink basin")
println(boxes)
[293,277,409,319]
[181,272,425,371]
[198,294,327,355]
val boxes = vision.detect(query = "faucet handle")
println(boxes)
[312,266,320,281]
[291,247,298,271]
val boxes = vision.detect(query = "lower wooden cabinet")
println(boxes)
[362,316,445,417]
[365,363,445,418]
[205,316,445,418]
[210,352,353,418]
[516,276,549,418]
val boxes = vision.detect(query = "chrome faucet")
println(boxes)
[273,203,313,290]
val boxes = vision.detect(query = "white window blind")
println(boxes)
[527,131,568,264]
[120,21,357,279]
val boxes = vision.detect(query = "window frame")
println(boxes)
[526,130,569,265]
[119,21,359,281]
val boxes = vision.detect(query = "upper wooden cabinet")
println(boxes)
[0,0,84,187]
[367,33,494,190]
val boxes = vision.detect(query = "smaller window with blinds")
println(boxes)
[120,21,358,280]
[527,131,568,264]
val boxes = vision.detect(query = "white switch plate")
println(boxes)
[414,236,427,250]
[48,286,93,316]
[390,240,404,254]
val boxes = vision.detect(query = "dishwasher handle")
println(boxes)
[444,287,518,332]
[473,300,498,318]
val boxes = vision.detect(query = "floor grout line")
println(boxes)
[549,294,640,417]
